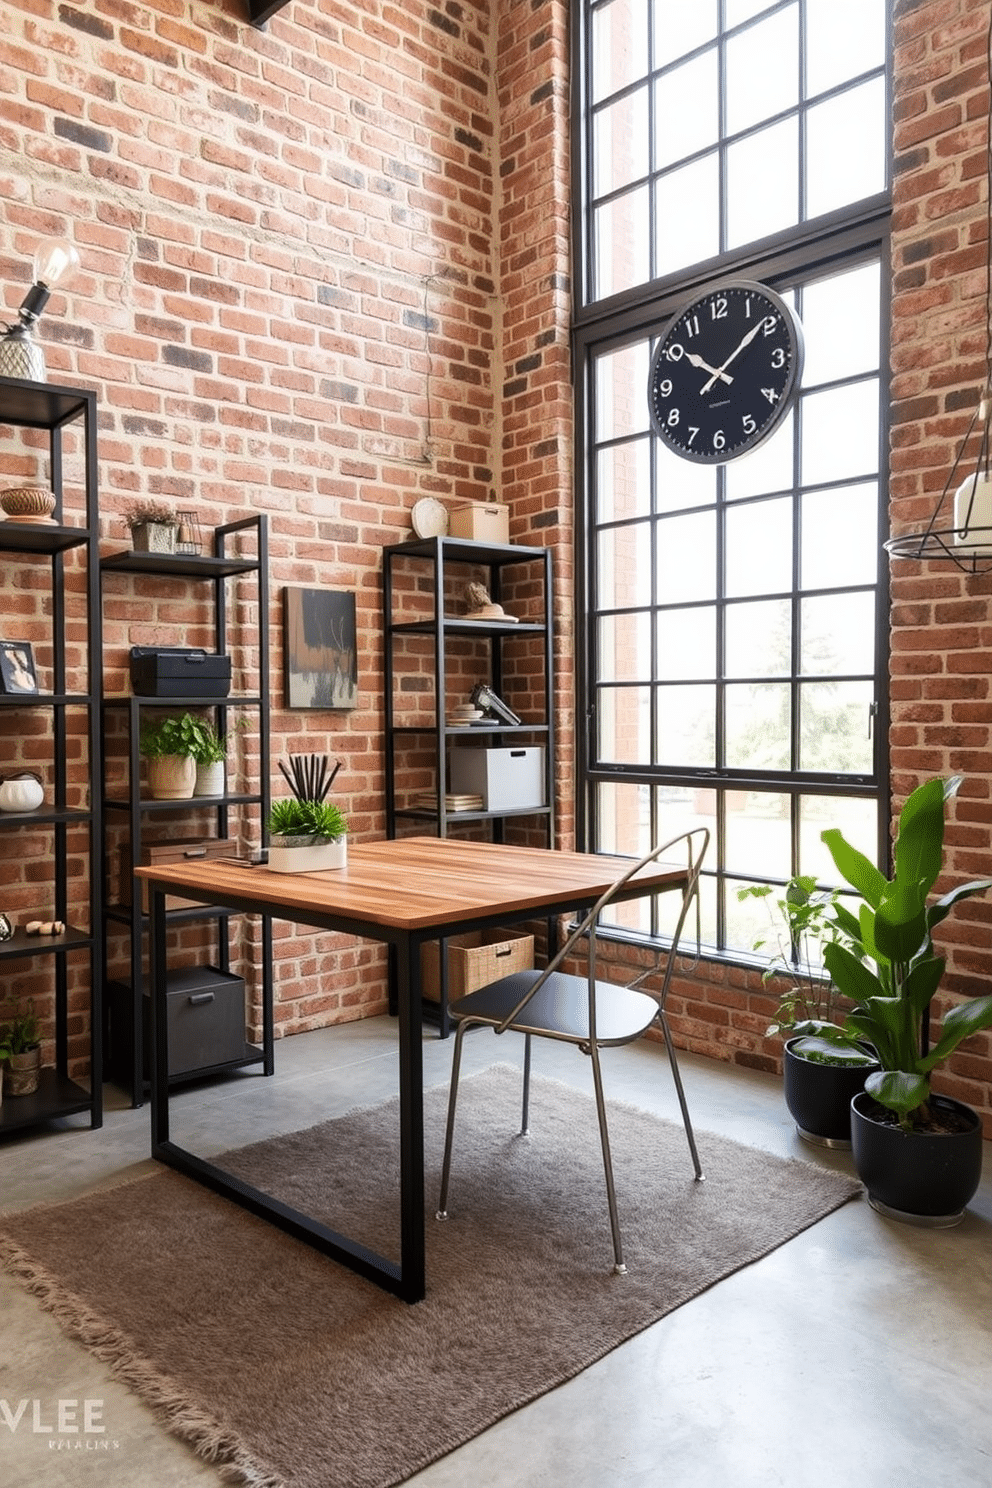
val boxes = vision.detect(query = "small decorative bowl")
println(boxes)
[0,486,57,523]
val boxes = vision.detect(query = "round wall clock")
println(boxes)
[647,280,804,464]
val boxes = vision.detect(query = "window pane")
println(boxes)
[592,0,649,103]
[806,0,886,96]
[801,592,875,676]
[801,262,881,386]
[801,380,879,486]
[656,510,717,602]
[595,186,651,298]
[727,117,798,248]
[653,0,718,68]
[725,683,791,769]
[725,5,798,137]
[598,685,650,763]
[724,412,794,502]
[725,0,778,27]
[801,483,878,590]
[725,872,775,956]
[655,51,719,168]
[595,342,651,440]
[799,794,877,881]
[657,605,716,679]
[596,439,651,522]
[807,79,887,219]
[725,791,792,877]
[799,681,874,773]
[598,524,652,608]
[657,684,715,766]
[655,439,718,511]
[595,87,649,195]
[599,612,652,681]
[596,780,651,856]
[724,498,792,597]
[725,598,791,678]
[655,154,720,276]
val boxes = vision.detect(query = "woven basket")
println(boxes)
[0,486,56,520]
[420,927,534,1002]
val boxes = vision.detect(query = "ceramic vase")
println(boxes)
[194,760,225,797]
[147,755,196,800]
[267,835,347,874]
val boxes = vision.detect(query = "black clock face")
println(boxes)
[647,281,804,464]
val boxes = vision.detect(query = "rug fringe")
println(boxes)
[0,1233,284,1488]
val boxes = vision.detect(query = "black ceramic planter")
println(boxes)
[783,1037,878,1148]
[851,1091,984,1226]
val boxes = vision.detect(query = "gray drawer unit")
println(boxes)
[106,966,247,1083]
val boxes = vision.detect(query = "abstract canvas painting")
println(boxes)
[282,587,358,710]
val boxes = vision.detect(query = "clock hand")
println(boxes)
[700,317,768,395]
[684,351,733,386]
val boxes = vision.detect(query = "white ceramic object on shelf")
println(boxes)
[411,497,448,539]
[266,835,347,873]
[194,760,225,797]
[0,773,45,812]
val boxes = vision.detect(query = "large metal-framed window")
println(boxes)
[573,0,892,958]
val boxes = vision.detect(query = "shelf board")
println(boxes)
[101,549,259,579]
[392,722,549,736]
[0,924,92,959]
[386,536,548,566]
[102,694,261,709]
[0,805,91,826]
[0,1068,94,1134]
[390,619,546,637]
[104,902,240,926]
[395,804,551,822]
[103,792,262,812]
[0,522,90,555]
[0,693,91,708]
[0,377,93,428]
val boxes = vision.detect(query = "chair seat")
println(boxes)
[450,969,660,1046]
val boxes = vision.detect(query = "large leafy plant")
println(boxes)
[821,776,992,1131]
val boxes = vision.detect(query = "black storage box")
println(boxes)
[106,965,247,1083]
[130,645,232,698]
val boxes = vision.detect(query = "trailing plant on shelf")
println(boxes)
[819,775,992,1135]
[122,499,178,532]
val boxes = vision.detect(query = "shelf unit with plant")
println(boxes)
[0,375,103,1136]
[98,513,272,1106]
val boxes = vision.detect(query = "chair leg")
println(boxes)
[520,1032,532,1136]
[658,1011,704,1181]
[588,1043,626,1276]
[436,1018,470,1220]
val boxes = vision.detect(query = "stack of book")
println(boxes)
[412,792,484,812]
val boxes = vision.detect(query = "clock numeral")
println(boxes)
[761,387,779,405]
[667,408,680,427]
[771,347,786,369]
[710,296,728,320]
[713,430,725,451]
[666,342,685,363]
[658,378,673,397]
[762,315,778,336]
[683,313,699,338]
[742,414,756,435]
[687,426,700,445]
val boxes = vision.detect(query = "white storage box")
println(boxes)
[448,502,510,544]
[449,745,545,812]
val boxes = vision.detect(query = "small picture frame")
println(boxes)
[0,641,38,695]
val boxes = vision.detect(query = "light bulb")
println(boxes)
[953,470,992,555]
[32,237,79,289]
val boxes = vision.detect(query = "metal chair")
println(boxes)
[436,828,710,1275]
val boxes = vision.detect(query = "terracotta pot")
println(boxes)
[7,1045,41,1097]
[147,754,196,800]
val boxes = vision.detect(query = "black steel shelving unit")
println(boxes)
[0,376,103,1134]
[99,515,273,1106]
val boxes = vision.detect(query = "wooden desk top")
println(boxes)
[133,835,689,933]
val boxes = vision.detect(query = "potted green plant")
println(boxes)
[820,775,992,1224]
[187,714,243,798]
[123,500,179,555]
[139,712,201,800]
[0,1000,42,1097]
[267,754,347,873]
[738,876,878,1147]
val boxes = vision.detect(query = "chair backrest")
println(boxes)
[494,828,710,1035]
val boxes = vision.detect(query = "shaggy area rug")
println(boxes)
[0,1064,859,1488]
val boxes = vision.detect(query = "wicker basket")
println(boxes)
[420,927,534,1002]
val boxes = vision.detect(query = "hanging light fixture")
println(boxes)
[0,236,80,383]
[885,11,992,575]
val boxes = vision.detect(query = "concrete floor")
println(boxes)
[1,1015,990,1488]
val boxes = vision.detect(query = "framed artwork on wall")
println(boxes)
[282,587,358,710]
[0,640,39,695]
